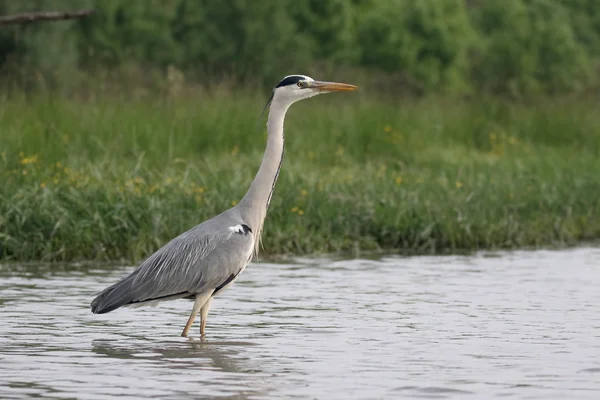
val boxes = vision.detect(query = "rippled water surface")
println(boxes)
[1,248,600,399]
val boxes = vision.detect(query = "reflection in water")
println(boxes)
[1,247,600,399]
[91,338,257,371]
[90,339,266,399]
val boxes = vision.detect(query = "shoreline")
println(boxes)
[1,94,599,262]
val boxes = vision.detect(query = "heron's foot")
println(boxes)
[200,319,207,337]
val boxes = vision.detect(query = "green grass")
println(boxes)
[1,91,599,261]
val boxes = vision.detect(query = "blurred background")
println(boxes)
[1,0,599,262]
[1,0,599,96]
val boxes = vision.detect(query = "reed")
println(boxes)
[1,92,599,261]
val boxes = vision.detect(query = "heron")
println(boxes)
[90,75,357,337]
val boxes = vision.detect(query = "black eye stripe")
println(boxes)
[275,75,305,88]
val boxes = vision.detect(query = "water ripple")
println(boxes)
[1,247,599,399]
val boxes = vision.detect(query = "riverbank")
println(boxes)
[1,93,599,261]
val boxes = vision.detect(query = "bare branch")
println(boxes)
[0,9,95,26]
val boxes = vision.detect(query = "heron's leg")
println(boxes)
[181,293,211,337]
[200,297,213,337]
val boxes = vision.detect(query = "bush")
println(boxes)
[0,0,90,91]
[1,0,600,96]
[356,0,472,93]
[469,0,592,96]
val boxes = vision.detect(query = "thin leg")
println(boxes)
[181,293,211,337]
[200,297,213,337]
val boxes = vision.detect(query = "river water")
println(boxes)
[1,247,599,399]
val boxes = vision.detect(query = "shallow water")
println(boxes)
[1,247,600,399]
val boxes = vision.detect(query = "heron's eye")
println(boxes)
[297,81,304,87]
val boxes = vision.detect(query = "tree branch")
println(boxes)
[0,9,95,26]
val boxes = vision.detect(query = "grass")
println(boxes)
[1,90,599,262]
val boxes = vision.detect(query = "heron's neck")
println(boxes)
[238,98,289,239]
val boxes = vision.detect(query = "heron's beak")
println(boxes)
[310,81,358,92]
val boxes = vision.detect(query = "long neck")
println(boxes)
[238,97,289,245]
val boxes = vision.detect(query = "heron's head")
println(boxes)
[271,75,357,105]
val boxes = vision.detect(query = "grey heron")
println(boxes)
[90,75,357,337]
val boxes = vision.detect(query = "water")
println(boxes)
[1,248,599,399]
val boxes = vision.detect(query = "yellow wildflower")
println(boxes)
[395,176,403,185]
[231,200,238,206]
[388,132,403,144]
[20,155,38,165]
[300,189,308,196]
[298,210,304,216]
[455,181,463,188]
[384,125,392,133]
[290,206,299,213]
[40,182,46,189]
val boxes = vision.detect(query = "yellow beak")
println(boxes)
[310,81,358,92]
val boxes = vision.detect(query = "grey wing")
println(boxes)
[90,217,254,314]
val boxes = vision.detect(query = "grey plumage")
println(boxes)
[91,209,253,314]
[90,75,357,337]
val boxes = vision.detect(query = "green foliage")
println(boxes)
[287,0,357,63]
[470,0,591,96]
[77,0,178,68]
[75,0,305,84]
[1,0,600,95]
[559,0,600,56]
[0,0,91,90]
[171,0,303,83]
[357,0,472,93]
[1,93,599,261]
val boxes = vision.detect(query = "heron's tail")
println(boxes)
[91,274,136,314]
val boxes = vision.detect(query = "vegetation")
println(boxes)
[1,1,599,261]
[1,92,599,261]
[1,0,600,96]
